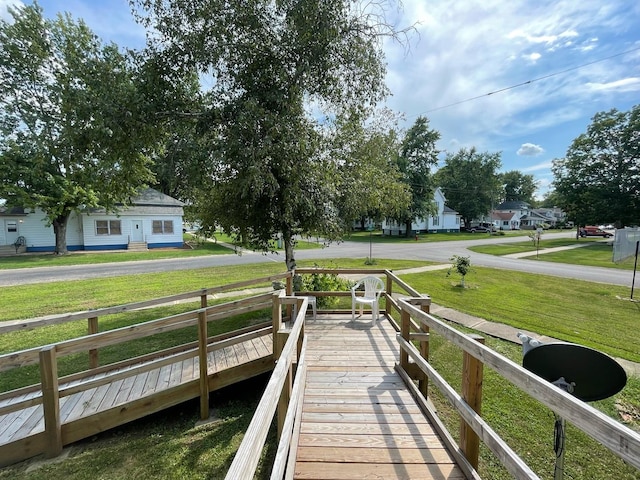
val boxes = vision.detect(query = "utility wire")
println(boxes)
[421,46,640,114]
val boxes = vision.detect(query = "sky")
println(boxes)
[2,0,639,200]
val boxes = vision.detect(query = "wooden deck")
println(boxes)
[0,330,274,467]
[295,314,465,479]
[1,312,467,478]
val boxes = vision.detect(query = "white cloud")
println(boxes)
[586,77,640,92]
[525,52,542,62]
[517,143,545,156]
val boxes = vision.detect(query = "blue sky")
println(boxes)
[3,0,640,199]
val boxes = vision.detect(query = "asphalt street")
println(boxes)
[0,231,633,288]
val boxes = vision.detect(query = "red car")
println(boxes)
[579,226,613,238]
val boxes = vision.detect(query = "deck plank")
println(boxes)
[0,318,465,478]
[294,316,465,480]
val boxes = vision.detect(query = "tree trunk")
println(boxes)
[282,229,296,271]
[52,214,70,255]
[404,219,412,238]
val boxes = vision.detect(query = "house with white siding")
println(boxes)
[382,187,461,235]
[0,188,185,252]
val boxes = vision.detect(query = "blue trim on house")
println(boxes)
[84,244,128,251]
[148,242,184,249]
[26,245,85,252]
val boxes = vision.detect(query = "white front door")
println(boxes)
[4,220,19,245]
[130,220,144,242]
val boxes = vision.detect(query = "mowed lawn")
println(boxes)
[470,237,636,270]
[0,258,638,480]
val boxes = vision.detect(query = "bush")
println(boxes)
[293,264,354,308]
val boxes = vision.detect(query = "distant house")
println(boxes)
[492,201,564,229]
[382,188,461,235]
[0,188,185,252]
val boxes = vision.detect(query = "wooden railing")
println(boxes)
[225,291,309,480]
[0,290,278,460]
[396,297,640,477]
[4,267,639,476]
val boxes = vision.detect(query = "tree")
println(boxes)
[394,116,441,236]
[552,105,640,229]
[447,255,472,287]
[502,170,538,204]
[330,111,411,231]
[0,4,157,254]
[435,148,502,228]
[132,0,410,269]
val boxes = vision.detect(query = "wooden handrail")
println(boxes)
[271,336,308,480]
[225,295,307,480]
[398,298,640,472]
[0,293,273,373]
[0,272,291,334]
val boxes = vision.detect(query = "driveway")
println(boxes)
[0,231,632,288]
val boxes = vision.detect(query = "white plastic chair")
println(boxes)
[351,276,385,321]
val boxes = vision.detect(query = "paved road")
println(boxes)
[0,231,633,287]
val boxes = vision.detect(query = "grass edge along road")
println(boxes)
[469,237,637,270]
[0,260,638,480]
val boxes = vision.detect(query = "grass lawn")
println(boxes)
[1,259,639,479]
[342,229,531,243]
[469,238,636,270]
[0,234,328,270]
[403,266,640,362]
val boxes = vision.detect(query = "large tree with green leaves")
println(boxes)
[0,4,157,254]
[552,105,640,229]
[330,111,411,230]
[132,0,409,269]
[501,170,538,204]
[394,116,440,236]
[435,147,502,228]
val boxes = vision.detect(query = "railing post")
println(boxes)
[272,291,292,439]
[200,292,208,308]
[40,345,62,458]
[197,309,209,420]
[460,334,485,469]
[400,307,410,371]
[385,273,393,317]
[88,316,99,369]
[418,298,431,397]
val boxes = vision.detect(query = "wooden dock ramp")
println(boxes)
[295,314,465,479]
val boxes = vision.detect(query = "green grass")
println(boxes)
[469,239,637,270]
[0,236,233,270]
[403,266,640,362]
[342,229,530,243]
[0,234,332,271]
[1,259,639,479]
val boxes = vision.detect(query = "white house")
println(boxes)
[382,187,461,235]
[492,201,564,230]
[0,188,185,252]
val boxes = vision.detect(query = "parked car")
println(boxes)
[466,224,496,233]
[579,226,613,238]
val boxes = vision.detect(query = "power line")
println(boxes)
[420,46,640,114]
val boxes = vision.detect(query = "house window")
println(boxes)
[96,220,121,235]
[7,221,17,233]
[455,217,460,225]
[432,215,440,226]
[152,220,174,234]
